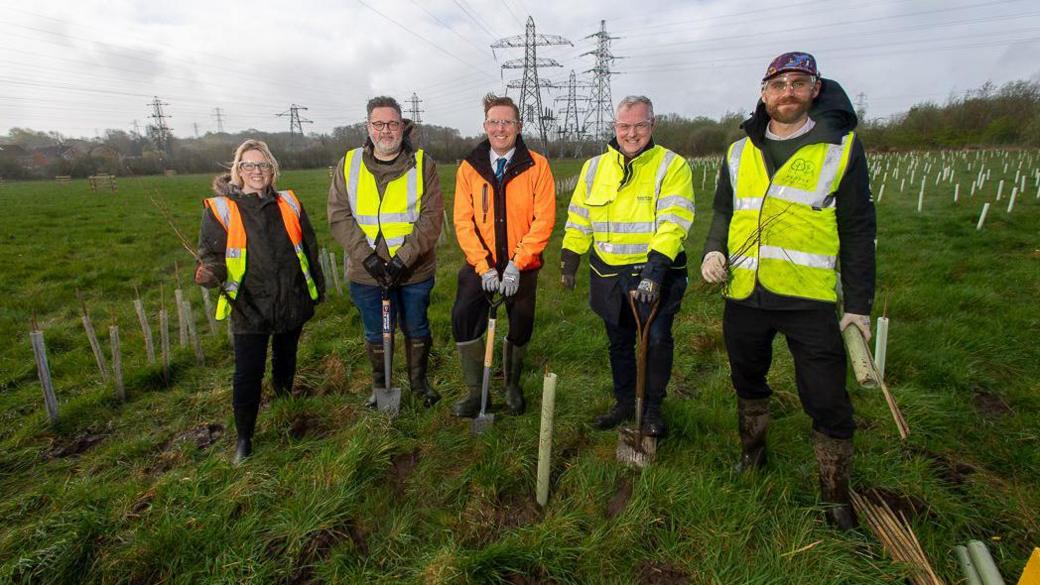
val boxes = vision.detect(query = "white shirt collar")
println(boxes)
[489,147,515,168]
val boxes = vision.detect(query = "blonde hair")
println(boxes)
[229,139,279,188]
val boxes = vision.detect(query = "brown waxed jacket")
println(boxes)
[327,121,443,286]
[454,136,556,275]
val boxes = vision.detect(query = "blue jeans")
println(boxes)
[349,278,434,343]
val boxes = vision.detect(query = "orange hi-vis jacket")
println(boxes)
[453,137,556,275]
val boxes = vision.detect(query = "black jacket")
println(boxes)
[702,79,876,315]
[197,175,325,334]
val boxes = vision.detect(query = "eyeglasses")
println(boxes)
[485,119,518,128]
[370,120,402,131]
[238,161,273,172]
[763,76,816,94]
[614,120,652,133]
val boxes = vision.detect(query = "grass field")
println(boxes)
[0,149,1037,584]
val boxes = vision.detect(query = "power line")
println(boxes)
[147,96,172,158]
[452,0,500,39]
[583,20,621,143]
[406,92,424,146]
[212,108,226,133]
[276,104,313,145]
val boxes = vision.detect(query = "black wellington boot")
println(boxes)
[812,430,858,531]
[364,340,386,409]
[502,340,526,415]
[452,338,486,418]
[232,405,258,465]
[734,397,770,473]
[406,336,441,407]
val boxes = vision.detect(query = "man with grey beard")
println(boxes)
[328,96,444,409]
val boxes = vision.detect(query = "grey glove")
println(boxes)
[635,278,660,304]
[500,261,520,297]
[481,269,500,293]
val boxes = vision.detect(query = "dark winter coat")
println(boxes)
[197,175,325,334]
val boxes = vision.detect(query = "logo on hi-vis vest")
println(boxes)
[779,158,817,190]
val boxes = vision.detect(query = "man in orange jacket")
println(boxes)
[452,95,556,416]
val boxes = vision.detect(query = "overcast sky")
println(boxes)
[2,0,1038,139]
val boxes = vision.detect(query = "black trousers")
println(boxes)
[452,264,538,346]
[605,305,676,410]
[232,326,303,416]
[722,301,855,439]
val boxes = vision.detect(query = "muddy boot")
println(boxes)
[364,340,385,409]
[642,403,667,437]
[734,397,770,473]
[593,402,634,430]
[502,340,526,415]
[452,338,486,418]
[232,405,257,465]
[406,336,441,407]
[812,430,857,531]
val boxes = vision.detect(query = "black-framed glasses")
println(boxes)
[370,120,402,131]
[238,161,273,172]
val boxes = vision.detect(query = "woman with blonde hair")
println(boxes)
[195,139,324,464]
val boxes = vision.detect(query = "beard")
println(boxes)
[373,135,403,157]
[766,96,812,124]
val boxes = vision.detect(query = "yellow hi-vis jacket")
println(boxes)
[203,190,319,320]
[342,147,425,257]
[562,144,695,267]
[725,132,856,303]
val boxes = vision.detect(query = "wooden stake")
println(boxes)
[78,293,109,380]
[133,296,156,364]
[199,287,218,335]
[109,324,125,401]
[174,288,187,347]
[30,324,60,424]
[536,369,558,507]
[329,250,343,295]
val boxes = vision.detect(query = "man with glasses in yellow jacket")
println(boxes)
[561,95,695,438]
[701,52,876,530]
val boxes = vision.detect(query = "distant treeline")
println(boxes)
[2,79,1038,180]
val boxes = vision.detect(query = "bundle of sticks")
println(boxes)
[850,489,944,585]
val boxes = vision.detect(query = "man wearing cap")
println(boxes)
[328,96,444,408]
[561,95,695,438]
[451,95,556,417]
[701,52,875,530]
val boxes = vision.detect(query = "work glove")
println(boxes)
[839,312,872,343]
[500,261,520,297]
[480,268,500,293]
[560,249,579,291]
[194,263,219,287]
[386,255,408,287]
[635,278,660,305]
[700,251,728,284]
[362,253,387,284]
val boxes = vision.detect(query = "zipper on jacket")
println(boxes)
[482,183,488,224]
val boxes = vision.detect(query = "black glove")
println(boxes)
[635,278,660,304]
[560,249,580,291]
[362,253,387,284]
[385,255,408,286]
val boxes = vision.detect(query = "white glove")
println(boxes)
[500,261,520,297]
[839,312,872,342]
[480,269,500,293]
[701,251,727,284]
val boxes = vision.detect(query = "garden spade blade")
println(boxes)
[471,295,502,434]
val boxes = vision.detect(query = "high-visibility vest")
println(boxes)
[725,132,856,303]
[203,190,319,320]
[342,148,425,257]
[562,144,695,266]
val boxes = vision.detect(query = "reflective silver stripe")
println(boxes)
[406,165,418,221]
[568,203,590,219]
[226,247,243,259]
[565,220,593,234]
[596,241,648,255]
[734,197,763,211]
[767,184,822,207]
[728,138,747,197]
[225,281,240,292]
[378,212,414,223]
[210,196,232,228]
[656,213,692,230]
[277,190,301,217]
[592,221,656,234]
[385,236,406,248]
[584,155,603,195]
[730,255,758,271]
[346,148,363,214]
[759,245,835,269]
[656,195,694,214]
[354,214,380,224]
[654,151,677,198]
